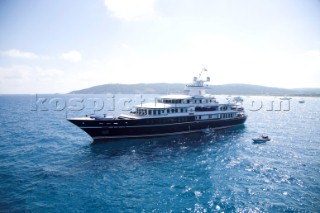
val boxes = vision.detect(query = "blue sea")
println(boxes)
[0,94,319,212]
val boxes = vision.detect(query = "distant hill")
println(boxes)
[69,83,320,96]
[70,83,184,95]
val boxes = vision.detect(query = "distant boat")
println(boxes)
[280,97,292,100]
[252,135,271,143]
[299,100,305,103]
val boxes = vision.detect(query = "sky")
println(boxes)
[0,0,319,94]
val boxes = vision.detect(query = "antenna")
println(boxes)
[198,67,208,79]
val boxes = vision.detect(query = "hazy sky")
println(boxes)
[0,0,319,94]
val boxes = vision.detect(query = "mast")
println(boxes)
[184,68,211,96]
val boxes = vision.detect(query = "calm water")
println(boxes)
[0,94,319,212]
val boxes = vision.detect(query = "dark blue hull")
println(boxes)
[68,115,247,141]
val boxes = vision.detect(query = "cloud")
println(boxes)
[0,65,64,81]
[180,34,320,88]
[0,65,66,93]
[104,0,156,21]
[80,35,320,89]
[0,49,41,59]
[61,50,82,62]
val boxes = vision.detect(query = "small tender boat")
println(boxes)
[298,100,305,103]
[252,135,270,143]
[280,97,292,100]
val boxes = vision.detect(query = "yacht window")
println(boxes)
[187,100,190,104]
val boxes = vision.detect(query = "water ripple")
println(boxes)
[0,95,319,212]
